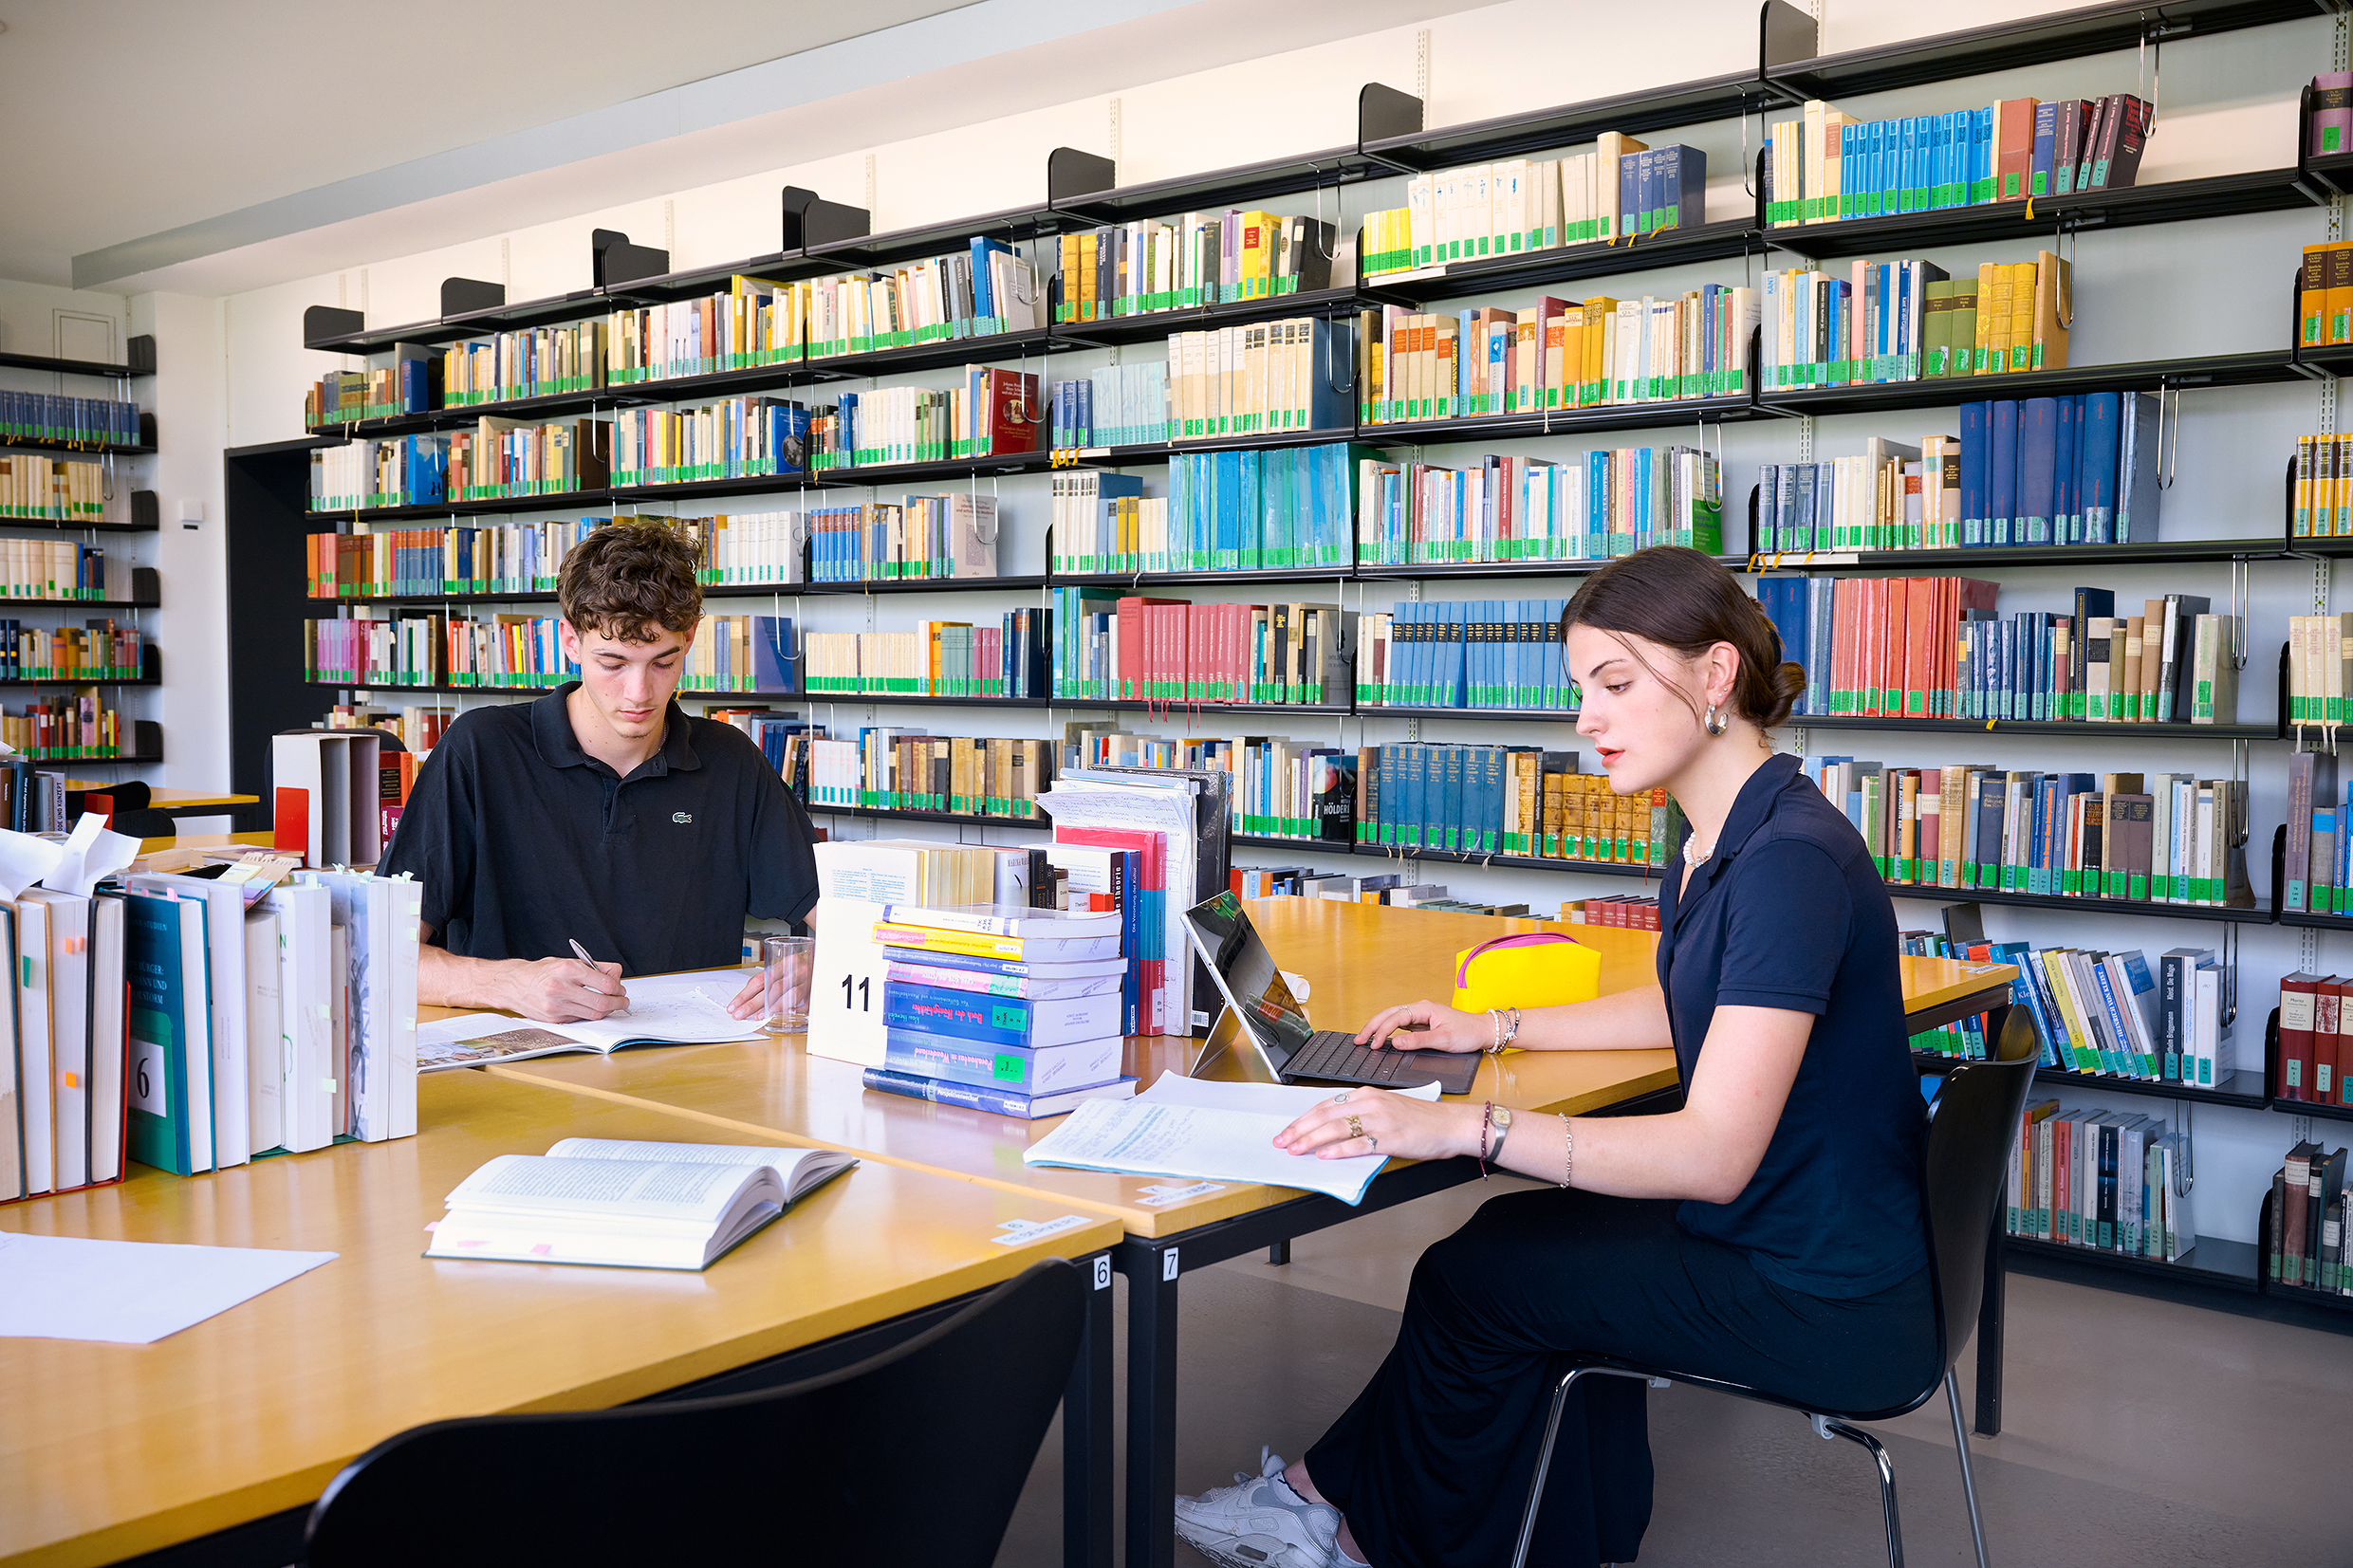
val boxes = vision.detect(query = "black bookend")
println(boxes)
[804,198,870,249]
[2278,640,2294,744]
[124,334,156,375]
[439,277,506,317]
[2271,821,2288,918]
[130,490,157,530]
[2287,449,2300,544]
[136,412,157,450]
[1047,147,1117,205]
[591,230,671,288]
[780,186,820,250]
[1357,83,1423,146]
[303,304,364,351]
[1759,0,1820,73]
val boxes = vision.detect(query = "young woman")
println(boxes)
[1174,547,1938,1568]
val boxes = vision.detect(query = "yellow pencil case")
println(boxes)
[1450,932,1601,1014]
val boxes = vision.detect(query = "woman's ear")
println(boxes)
[1705,640,1741,708]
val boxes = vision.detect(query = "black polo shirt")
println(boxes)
[379,683,819,976]
[1656,751,1929,1299]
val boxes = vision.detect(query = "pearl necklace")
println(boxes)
[1682,832,1715,867]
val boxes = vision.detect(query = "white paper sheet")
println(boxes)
[1022,1072,1440,1206]
[43,812,139,899]
[0,1231,338,1342]
[0,828,65,898]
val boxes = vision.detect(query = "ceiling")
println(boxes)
[0,0,984,285]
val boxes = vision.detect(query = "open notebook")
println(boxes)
[424,1138,857,1270]
[416,971,764,1071]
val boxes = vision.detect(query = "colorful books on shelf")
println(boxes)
[1047,590,1352,706]
[1566,894,1662,930]
[2291,432,2353,536]
[1049,363,1170,448]
[441,323,600,406]
[806,367,1041,470]
[0,692,127,758]
[610,397,806,486]
[798,729,1055,820]
[0,882,128,1205]
[806,495,997,581]
[1355,599,1577,710]
[1160,319,1353,440]
[0,620,143,682]
[303,611,591,691]
[1936,932,2232,1086]
[1754,393,2160,551]
[1358,138,1707,280]
[1761,251,2068,389]
[2282,751,2353,917]
[1765,95,2146,225]
[0,455,109,522]
[2270,1139,2348,1292]
[1355,445,1721,565]
[1061,728,1357,846]
[799,613,1052,698]
[2270,974,2353,1105]
[0,390,142,447]
[2010,1102,2188,1262]
[1356,288,1754,422]
[308,420,608,510]
[1055,211,1336,321]
[1754,578,2228,723]
[1806,760,2254,908]
[1049,445,1365,575]
[306,344,434,425]
[1353,744,1672,865]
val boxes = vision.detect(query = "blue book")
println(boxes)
[2017,397,2058,544]
[1658,145,1706,230]
[880,1027,1123,1096]
[1840,122,1860,218]
[1621,151,1642,238]
[1869,119,1891,215]
[1989,400,2020,544]
[2029,101,2060,195]
[2078,392,2122,544]
[1957,402,1991,544]
[861,1067,1137,1120]
[2052,396,2080,544]
[124,891,212,1176]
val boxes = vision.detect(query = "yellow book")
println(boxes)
[1973,263,2000,374]
[1077,233,1099,322]
[1581,296,1618,403]
[1237,211,1280,300]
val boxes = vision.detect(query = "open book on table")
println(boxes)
[416,970,765,1071]
[424,1138,858,1270]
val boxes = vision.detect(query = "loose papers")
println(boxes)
[1023,1073,1442,1205]
[0,1232,337,1342]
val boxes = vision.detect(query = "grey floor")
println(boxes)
[992,1176,2353,1565]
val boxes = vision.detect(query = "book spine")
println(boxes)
[860,1066,1051,1118]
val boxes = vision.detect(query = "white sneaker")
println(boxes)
[1174,1447,1340,1568]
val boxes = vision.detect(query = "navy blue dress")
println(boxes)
[1304,753,1939,1568]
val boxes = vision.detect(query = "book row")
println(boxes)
[1052,211,1336,322]
[1049,446,1363,575]
[800,618,1050,699]
[1359,137,1706,277]
[2285,616,2353,729]
[2272,1138,2349,1294]
[1356,288,1753,422]
[305,252,1049,425]
[0,620,144,683]
[787,728,1058,821]
[1048,589,1351,706]
[1754,393,2163,553]
[1354,599,1576,712]
[2273,970,2353,1106]
[1809,760,2255,909]
[2297,247,2353,352]
[1355,445,1723,565]
[0,692,128,760]
[2009,1101,2187,1262]
[0,391,141,449]
[2284,752,2353,920]
[1761,252,2069,391]
[1226,866,1523,916]
[2288,433,2353,540]
[306,417,608,511]
[304,613,581,691]
[1765,95,2148,228]
[1751,578,2237,724]
[0,454,106,522]
[0,543,131,603]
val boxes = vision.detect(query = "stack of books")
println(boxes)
[1354,444,1723,565]
[2271,1139,2349,1293]
[860,905,1136,1119]
[2012,1102,2187,1263]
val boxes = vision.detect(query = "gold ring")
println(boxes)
[1347,1116,1363,1139]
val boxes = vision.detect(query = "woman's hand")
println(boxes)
[1353,999,1489,1053]
[1272,1087,1480,1162]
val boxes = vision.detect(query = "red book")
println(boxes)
[274,785,309,858]
[2281,972,2325,1100]
[1995,98,2039,201]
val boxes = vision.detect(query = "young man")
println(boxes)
[380,521,819,1023]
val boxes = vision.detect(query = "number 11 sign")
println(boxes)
[806,896,890,1067]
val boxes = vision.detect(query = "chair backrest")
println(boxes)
[1920,1005,2038,1373]
[303,1258,1084,1568]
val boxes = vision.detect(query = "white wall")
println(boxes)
[188,0,2346,1244]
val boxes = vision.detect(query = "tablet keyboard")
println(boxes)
[1283,1029,1480,1095]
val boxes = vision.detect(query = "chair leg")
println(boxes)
[1510,1367,1659,1568]
[1944,1369,1991,1568]
[1814,1415,1904,1568]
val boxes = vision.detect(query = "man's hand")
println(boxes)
[728,942,813,1023]
[505,959,629,1024]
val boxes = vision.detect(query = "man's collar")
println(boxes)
[529,682,700,777]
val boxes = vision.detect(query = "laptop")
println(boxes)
[1181,891,1481,1096]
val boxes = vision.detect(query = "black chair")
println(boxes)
[1510,1008,2038,1568]
[303,1258,1085,1568]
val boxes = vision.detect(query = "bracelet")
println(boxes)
[1487,1006,1522,1055]
[1478,1100,1495,1180]
[1559,1113,1573,1190]
[1488,1009,1504,1053]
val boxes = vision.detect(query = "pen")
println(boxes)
[568,939,627,1014]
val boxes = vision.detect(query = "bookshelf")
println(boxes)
[0,329,165,784]
[228,0,2353,1332]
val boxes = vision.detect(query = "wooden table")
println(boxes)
[58,784,261,816]
[0,1070,1121,1568]
[475,899,2014,1568]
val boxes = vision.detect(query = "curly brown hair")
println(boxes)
[557,521,703,642]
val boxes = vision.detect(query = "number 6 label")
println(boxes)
[129,1037,166,1116]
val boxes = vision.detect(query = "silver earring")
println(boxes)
[1704,703,1729,737]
